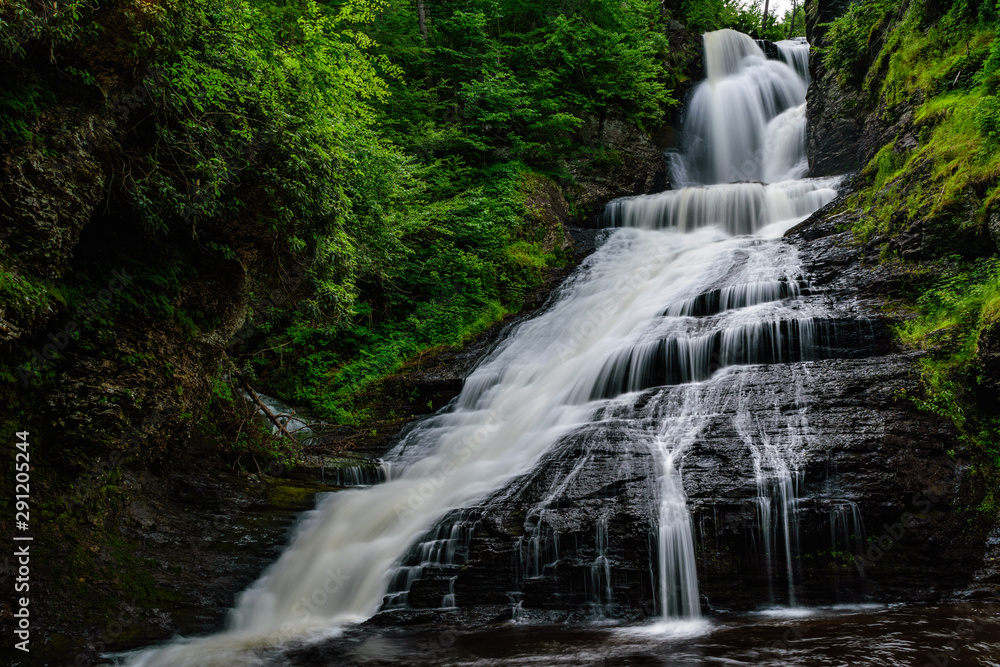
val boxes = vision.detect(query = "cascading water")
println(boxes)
[124,29,836,666]
[670,29,811,186]
[587,516,613,617]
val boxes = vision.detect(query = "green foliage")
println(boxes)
[2,0,688,433]
[781,3,807,39]
[0,266,64,326]
[681,0,795,40]
[258,163,564,423]
[898,259,1000,405]
[371,0,678,164]
[0,0,100,61]
[897,258,1000,469]
[129,0,407,324]
[0,74,54,144]
[225,0,687,422]
[841,2,1000,244]
[823,0,902,87]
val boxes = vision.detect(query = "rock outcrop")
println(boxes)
[566,117,670,227]
[805,0,862,176]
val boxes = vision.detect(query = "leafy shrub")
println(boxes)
[824,0,902,86]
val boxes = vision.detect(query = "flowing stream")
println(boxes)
[118,29,968,667]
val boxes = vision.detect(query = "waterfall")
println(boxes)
[650,407,703,620]
[588,516,613,617]
[671,29,809,187]
[124,29,828,665]
[776,38,811,82]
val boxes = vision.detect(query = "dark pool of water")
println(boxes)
[281,603,1000,666]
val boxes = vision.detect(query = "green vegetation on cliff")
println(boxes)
[824,0,1000,496]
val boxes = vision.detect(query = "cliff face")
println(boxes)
[310,205,990,629]
[801,0,1000,596]
[805,0,861,175]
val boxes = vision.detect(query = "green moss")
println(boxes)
[830,0,1000,518]
[895,257,1000,475]
[0,267,66,325]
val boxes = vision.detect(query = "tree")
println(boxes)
[786,0,798,38]
[416,0,428,40]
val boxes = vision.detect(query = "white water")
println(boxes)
[124,29,829,665]
[672,29,810,187]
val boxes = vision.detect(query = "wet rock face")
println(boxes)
[806,66,861,177]
[371,211,983,624]
[989,208,1000,254]
[805,0,862,176]
[755,39,781,61]
[978,320,1000,399]
[805,0,854,43]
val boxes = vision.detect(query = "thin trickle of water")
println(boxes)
[734,377,807,607]
[649,405,702,619]
[441,576,457,608]
[588,516,614,617]
[830,502,866,558]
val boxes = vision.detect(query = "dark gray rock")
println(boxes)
[566,117,669,228]
[0,110,113,283]
[756,39,781,61]
[805,0,855,46]
[988,208,1000,253]
[977,320,1000,398]
[806,65,862,176]
[805,0,862,176]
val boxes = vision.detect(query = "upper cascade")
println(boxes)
[704,29,764,84]
[776,38,811,82]
[672,28,810,187]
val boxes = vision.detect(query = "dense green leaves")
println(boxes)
[125,0,409,323]
[0,0,688,425]
[680,0,795,39]
[373,0,678,163]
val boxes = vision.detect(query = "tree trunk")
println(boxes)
[762,0,770,37]
[787,0,797,39]
[417,0,428,41]
[242,379,296,442]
